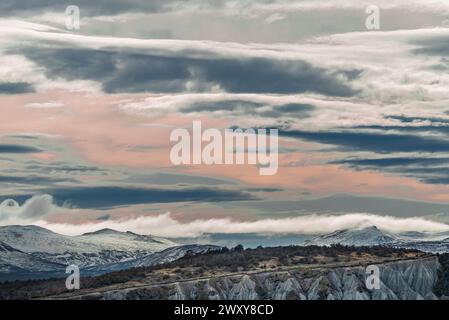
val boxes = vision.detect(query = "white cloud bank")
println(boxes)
[35,212,449,237]
[0,195,56,223]
[2,197,449,238]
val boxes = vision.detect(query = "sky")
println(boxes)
[2,0,449,236]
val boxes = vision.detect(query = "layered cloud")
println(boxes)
[37,212,449,237]
[0,82,34,94]
[2,2,449,232]
[19,47,357,96]
[3,193,445,237]
[0,0,174,17]
[0,187,256,210]
[0,144,41,154]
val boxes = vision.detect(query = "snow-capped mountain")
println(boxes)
[0,241,64,275]
[0,225,225,281]
[304,226,449,252]
[305,226,399,247]
[0,225,177,254]
[4,224,449,282]
[0,225,181,281]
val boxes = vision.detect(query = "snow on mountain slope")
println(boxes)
[303,226,449,252]
[78,228,177,252]
[0,225,180,278]
[0,225,177,254]
[0,241,64,275]
[0,225,75,254]
[305,226,399,247]
[399,231,449,242]
[85,244,222,275]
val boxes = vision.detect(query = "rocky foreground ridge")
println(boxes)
[3,242,449,300]
[58,256,440,300]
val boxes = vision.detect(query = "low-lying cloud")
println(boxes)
[36,212,449,237]
[0,194,55,223]
[2,195,448,237]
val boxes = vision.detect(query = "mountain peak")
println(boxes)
[306,226,397,247]
[81,228,124,236]
[0,225,57,234]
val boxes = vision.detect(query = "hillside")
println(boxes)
[305,226,398,247]
[0,245,439,300]
[0,225,180,281]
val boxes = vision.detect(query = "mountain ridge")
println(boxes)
[305,226,398,247]
[0,225,184,281]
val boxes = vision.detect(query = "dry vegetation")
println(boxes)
[0,244,429,300]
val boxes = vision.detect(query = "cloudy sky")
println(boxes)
[2,0,449,236]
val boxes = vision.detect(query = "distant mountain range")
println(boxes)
[305,226,449,252]
[3,224,449,282]
[305,226,398,247]
[0,225,220,281]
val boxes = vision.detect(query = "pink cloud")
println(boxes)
[3,90,449,203]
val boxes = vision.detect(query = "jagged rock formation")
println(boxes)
[68,257,440,300]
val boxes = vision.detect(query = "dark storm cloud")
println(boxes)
[331,157,449,185]
[242,194,449,217]
[124,173,235,186]
[259,103,315,118]
[182,100,315,118]
[387,115,449,124]
[247,188,283,192]
[0,186,257,209]
[182,100,265,113]
[281,129,449,153]
[308,108,449,185]
[400,167,449,185]
[352,124,449,136]
[331,157,449,168]
[22,48,358,96]
[420,176,449,185]
[276,103,315,113]
[280,127,449,184]
[0,0,173,17]
[326,115,449,141]
[0,82,34,94]
[195,59,357,96]
[0,175,76,185]
[0,144,41,154]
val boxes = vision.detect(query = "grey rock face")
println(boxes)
[75,257,440,300]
